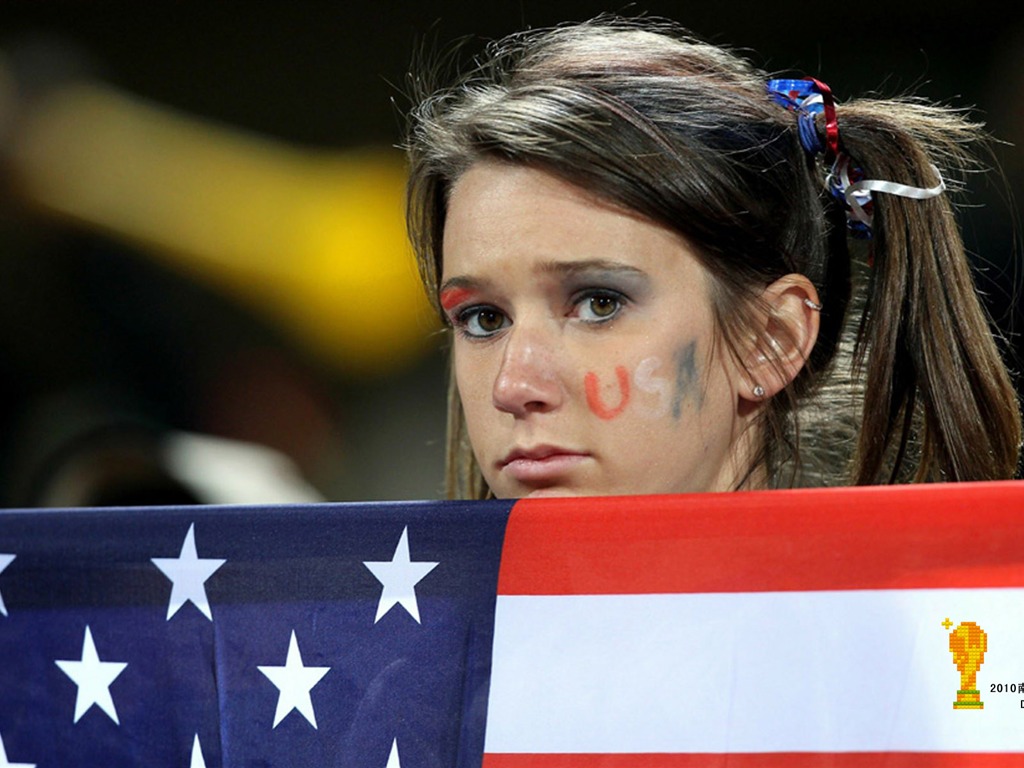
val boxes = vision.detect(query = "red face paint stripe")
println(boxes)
[497,481,1024,595]
[584,365,631,420]
[439,287,475,312]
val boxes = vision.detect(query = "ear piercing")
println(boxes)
[803,298,823,311]
[752,384,766,399]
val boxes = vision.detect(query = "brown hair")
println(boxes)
[405,16,1021,498]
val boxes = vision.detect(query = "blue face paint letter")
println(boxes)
[671,341,701,419]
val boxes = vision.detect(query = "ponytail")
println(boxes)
[823,100,1020,482]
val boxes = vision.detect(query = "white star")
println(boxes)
[0,733,35,768]
[151,523,226,620]
[385,738,401,768]
[55,625,127,724]
[363,527,438,624]
[189,734,206,768]
[0,554,13,617]
[258,630,330,728]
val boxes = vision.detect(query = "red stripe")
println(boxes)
[483,753,1024,767]
[498,481,1024,595]
[808,77,840,159]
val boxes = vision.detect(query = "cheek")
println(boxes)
[453,352,491,422]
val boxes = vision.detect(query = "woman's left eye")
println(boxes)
[574,290,625,322]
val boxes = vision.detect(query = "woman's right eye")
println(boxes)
[456,306,510,338]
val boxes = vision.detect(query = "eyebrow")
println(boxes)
[536,259,648,280]
[439,259,648,296]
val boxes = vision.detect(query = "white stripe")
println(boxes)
[485,589,1024,753]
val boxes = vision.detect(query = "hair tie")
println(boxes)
[767,77,947,239]
[766,78,839,159]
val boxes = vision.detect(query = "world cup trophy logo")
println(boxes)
[946,620,987,709]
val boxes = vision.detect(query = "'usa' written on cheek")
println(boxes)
[584,343,700,421]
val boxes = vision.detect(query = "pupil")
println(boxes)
[480,311,501,330]
[592,296,615,316]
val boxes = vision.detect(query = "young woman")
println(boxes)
[405,17,1021,499]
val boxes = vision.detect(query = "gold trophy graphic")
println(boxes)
[946,619,987,709]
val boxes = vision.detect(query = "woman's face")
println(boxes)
[440,162,752,498]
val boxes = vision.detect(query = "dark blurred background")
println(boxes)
[1,1,1021,506]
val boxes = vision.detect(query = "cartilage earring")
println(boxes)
[803,298,823,311]
[752,384,766,399]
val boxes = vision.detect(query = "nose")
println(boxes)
[492,323,563,417]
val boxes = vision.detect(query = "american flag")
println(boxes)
[2,483,1024,766]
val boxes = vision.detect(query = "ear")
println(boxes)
[741,274,821,402]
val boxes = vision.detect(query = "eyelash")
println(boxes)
[450,289,628,340]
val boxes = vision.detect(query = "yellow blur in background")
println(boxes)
[9,81,437,377]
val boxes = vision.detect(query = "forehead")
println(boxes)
[441,161,699,281]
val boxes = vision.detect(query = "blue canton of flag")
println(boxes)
[0,501,513,767]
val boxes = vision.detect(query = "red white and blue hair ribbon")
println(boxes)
[766,78,840,159]
[767,77,946,239]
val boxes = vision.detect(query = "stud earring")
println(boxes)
[752,384,766,399]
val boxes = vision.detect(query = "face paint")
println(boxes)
[671,341,702,419]
[633,356,672,419]
[439,286,475,312]
[584,366,631,420]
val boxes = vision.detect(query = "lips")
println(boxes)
[499,445,590,485]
